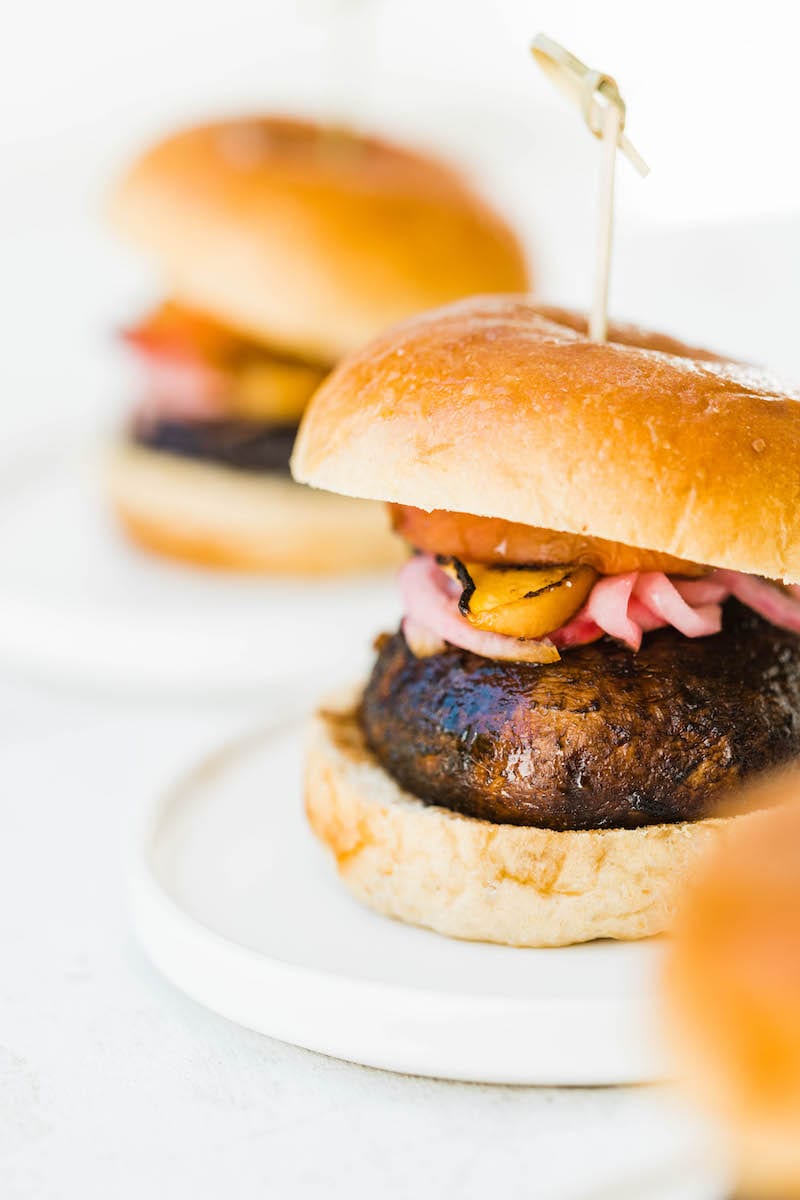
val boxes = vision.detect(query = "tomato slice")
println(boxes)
[391,505,706,576]
[121,301,241,366]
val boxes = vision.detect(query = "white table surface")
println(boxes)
[0,668,727,1200]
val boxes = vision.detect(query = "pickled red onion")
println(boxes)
[715,570,800,633]
[633,572,722,639]
[135,358,226,423]
[673,577,731,606]
[584,573,642,650]
[400,555,800,663]
[399,557,558,663]
[550,611,603,648]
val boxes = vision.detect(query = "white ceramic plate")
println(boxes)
[0,443,399,694]
[130,720,668,1084]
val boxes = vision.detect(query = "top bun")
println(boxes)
[110,117,529,364]
[292,297,800,581]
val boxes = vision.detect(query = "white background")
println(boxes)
[2,2,799,1196]
[4,0,800,449]
[8,0,800,223]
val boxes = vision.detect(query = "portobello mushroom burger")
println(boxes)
[291,297,800,944]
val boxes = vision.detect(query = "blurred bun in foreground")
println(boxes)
[663,769,800,1198]
[108,116,529,572]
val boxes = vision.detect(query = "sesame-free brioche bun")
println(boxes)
[305,693,741,947]
[292,298,800,582]
[663,769,800,1198]
[109,117,529,363]
[108,444,404,574]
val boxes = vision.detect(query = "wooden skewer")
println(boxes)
[590,98,622,342]
[530,35,649,343]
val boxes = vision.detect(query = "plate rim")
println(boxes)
[129,720,667,1085]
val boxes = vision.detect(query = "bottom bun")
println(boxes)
[305,694,742,947]
[107,443,404,574]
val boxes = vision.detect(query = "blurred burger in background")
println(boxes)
[663,769,800,1199]
[107,116,529,572]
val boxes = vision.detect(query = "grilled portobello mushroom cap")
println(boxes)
[360,601,800,830]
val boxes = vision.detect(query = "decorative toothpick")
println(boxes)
[531,34,649,341]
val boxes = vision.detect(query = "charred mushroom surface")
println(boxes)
[361,602,800,830]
